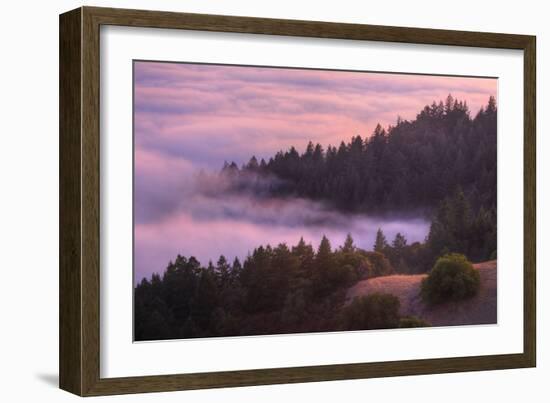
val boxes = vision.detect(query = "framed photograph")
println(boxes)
[59,6,536,396]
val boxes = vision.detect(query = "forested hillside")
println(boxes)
[136,234,403,340]
[223,95,497,214]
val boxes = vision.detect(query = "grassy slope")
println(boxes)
[345,260,497,327]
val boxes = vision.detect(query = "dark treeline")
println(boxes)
[427,188,496,263]
[223,95,497,215]
[136,234,404,341]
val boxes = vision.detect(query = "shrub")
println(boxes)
[421,253,480,305]
[340,293,400,330]
[399,316,430,328]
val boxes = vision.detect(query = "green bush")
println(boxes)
[399,316,430,328]
[340,293,400,330]
[421,253,480,305]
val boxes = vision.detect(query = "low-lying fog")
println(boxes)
[134,171,430,282]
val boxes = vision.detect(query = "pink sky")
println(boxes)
[133,61,497,280]
[134,61,496,169]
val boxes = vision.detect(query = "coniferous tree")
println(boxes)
[292,237,315,279]
[313,235,334,297]
[374,228,389,253]
[231,257,242,276]
[216,255,231,285]
[392,233,407,250]
[341,233,356,253]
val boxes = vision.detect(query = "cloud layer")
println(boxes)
[135,62,496,168]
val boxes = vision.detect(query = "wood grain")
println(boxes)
[59,7,82,396]
[523,36,536,367]
[59,6,537,396]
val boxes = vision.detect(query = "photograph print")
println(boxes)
[133,61,497,341]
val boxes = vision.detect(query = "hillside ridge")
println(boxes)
[345,260,497,327]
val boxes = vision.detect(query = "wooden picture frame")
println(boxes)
[59,6,536,396]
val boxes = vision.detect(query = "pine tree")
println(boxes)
[313,143,324,162]
[232,257,242,273]
[317,235,332,261]
[216,255,231,284]
[246,156,259,170]
[374,228,388,252]
[304,141,314,159]
[392,232,407,250]
[445,94,454,114]
[313,235,334,296]
[341,233,356,253]
[292,237,315,278]
[486,95,497,114]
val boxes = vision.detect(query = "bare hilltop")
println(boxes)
[346,260,497,327]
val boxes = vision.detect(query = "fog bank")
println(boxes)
[134,171,430,282]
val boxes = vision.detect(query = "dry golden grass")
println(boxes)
[345,260,497,327]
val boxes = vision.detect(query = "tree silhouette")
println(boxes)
[374,228,389,253]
